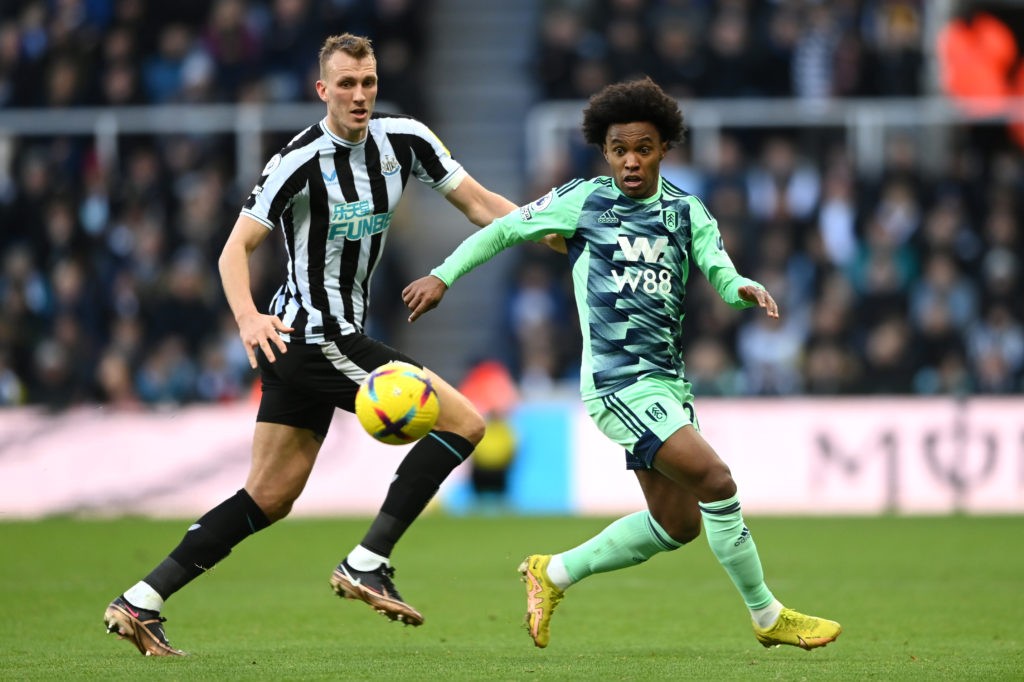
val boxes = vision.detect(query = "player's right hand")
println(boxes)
[402,275,448,323]
[236,311,293,368]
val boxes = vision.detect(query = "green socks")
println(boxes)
[699,494,774,610]
[551,496,775,615]
[558,511,682,585]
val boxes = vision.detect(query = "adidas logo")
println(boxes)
[734,526,751,547]
[597,208,620,225]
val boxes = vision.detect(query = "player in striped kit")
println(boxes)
[403,77,842,652]
[103,33,527,656]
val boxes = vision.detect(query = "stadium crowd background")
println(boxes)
[0,0,1022,410]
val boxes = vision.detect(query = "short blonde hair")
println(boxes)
[318,33,375,78]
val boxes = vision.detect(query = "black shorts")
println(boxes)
[255,333,421,438]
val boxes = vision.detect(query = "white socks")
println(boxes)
[751,598,784,629]
[124,581,164,612]
[545,554,573,591]
[346,545,389,571]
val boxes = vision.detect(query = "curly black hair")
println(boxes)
[581,77,687,149]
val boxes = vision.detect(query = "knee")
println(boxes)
[647,501,702,545]
[702,465,737,502]
[463,410,486,445]
[263,501,293,523]
[442,404,486,445]
[653,512,702,546]
[247,487,295,523]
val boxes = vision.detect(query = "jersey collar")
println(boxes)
[320,117,367,148]
[613,176,664,204]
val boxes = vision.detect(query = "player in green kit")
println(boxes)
[401,77,841,651]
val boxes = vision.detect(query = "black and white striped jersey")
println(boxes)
[241,112,467,343]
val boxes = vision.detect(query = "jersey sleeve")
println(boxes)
[431,182,587,286]
[404,118,466,195]
[686,195,762,309]
[240,149,305,230]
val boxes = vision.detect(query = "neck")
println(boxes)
[325,118,366,144]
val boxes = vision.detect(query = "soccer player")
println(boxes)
[103,33,527,656]
[402,77,843,651]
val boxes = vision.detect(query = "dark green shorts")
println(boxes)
[584,375,699,470]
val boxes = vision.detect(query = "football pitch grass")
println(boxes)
[1,515,1021,680]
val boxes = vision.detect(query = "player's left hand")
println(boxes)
[402,275,448,322]
[738,285,780,319]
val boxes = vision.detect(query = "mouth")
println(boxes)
[351,108,368,120]
[622,175,643,190]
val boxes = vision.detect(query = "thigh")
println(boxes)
[652,425,736,502]
[245,421,324,519]
[422,367,484,439]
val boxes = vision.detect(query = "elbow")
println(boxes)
[469,208,492,228]
[216,248,231,279]
[217,242,241,280]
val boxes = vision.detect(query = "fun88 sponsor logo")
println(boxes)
[328,201,392,240]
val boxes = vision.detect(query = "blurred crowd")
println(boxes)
[0,0,429,115]
[534,0,926,102]
[1,0,1022,409]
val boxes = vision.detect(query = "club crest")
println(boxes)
[380,154,401,176]
[662,209,679,232]
[645,402,668,422]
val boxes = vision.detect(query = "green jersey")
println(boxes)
[432,176,760,400]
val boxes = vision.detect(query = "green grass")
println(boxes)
[1,515,1021,680]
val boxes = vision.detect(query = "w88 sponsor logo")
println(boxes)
[611,268,672,294]
[610,236,675,294]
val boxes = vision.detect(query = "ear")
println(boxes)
[601,144,611,163]
[315,79,328,103]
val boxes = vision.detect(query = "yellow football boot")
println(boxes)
[518,555,564,648]
[753,607,842,650]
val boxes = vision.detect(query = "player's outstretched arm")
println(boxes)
[402,275,448,323]
[446,175,567,253]
[445,174,517,227]
[738,284,780,319]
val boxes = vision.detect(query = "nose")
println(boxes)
[623,153,640,170]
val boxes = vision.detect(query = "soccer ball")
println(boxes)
[355,361,440,445]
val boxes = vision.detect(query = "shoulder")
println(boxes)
[551,176,607,199]
[660,178,713,217]
[281,123,328,157]
[662,178,710,218]
[524,177,601,214]
[370,112,434,137]
[259,123,325,179]
[661,176,691,200]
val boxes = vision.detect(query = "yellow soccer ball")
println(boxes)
[355,361,440,445]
